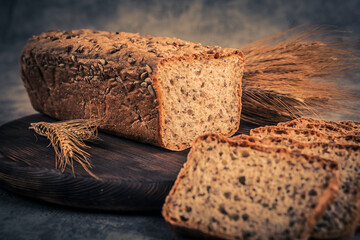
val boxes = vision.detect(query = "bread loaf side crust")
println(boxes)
[21,30,161,145]
[21,30,244,150]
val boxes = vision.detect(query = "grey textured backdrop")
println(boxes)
[0,1,359,239]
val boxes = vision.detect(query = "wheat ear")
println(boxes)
[29,118,102,179]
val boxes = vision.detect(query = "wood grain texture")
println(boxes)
[0,114,255,211]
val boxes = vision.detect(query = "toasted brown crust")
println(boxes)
[21,29,244,150]
[162,133,340,240]
[232,135,360,152]
[250,126,360,145]
[338,121,360,131]
[277,118,360,136]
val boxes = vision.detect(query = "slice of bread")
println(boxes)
[162,134,340,240]
[250,126,360,145]
[277,118,359,136]
[232,134,360,239]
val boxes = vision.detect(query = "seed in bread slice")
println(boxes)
[162,134,340,240]
[250,126,360,145]
[232,134,360,240]
[277,118,359,136]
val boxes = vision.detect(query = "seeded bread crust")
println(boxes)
[162,134,340,240]
[277,118,359,136]
[338,121,360,131]
[250,126,360,145]
[232,135,360,240]
[21,29,244,150]
[233,135,360,152]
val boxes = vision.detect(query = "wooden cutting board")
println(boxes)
[0,114,256,211]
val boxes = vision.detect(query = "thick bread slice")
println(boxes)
[21,30,244,151]
[232,134,360,240]
[277,118,359,136]
[250,126,360,146]
[162,134,340,240]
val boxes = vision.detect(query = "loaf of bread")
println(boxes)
[250,126,360,145]
[162,134,340,240]
[277,118,359,136]
[21,30,244,150]
[232,135,360,239]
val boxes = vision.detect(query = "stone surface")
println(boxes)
[0,188,189,240]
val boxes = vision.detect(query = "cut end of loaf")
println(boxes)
[157,55,243,151]
[162,134,339,239]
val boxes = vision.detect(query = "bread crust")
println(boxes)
[233,135,360,152]
[250,126,360,145]
[277,118,360,136]
[162,133,340,240]
[21,29,244,150]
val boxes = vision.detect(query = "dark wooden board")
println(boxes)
[0,114,256,211]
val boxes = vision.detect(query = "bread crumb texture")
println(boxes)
[159,56,242,150]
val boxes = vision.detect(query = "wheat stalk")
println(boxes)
[240,25,360,125]
[29,118,102,179]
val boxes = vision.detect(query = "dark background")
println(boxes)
[0,0,359,239]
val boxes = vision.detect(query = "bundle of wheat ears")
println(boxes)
[29,26,360,177]
[241,25,360,125]
[29,119,102,179]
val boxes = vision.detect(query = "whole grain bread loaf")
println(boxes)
[162,134,340,240]
[232,134,360,240]
[250,126,360,145]
[277,118,359,136]
[21,30,244,150]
